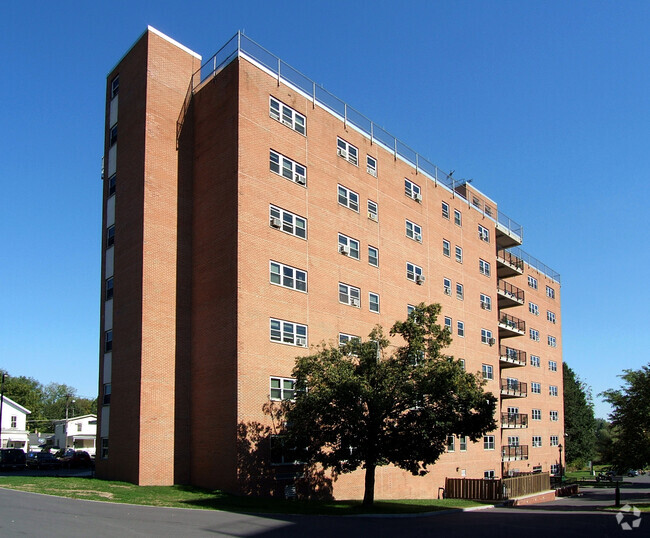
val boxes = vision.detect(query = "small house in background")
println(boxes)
[53,414,97,456]
[0,395,31,451]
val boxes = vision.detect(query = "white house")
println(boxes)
[53,414,97,456]
[0,395,31,451]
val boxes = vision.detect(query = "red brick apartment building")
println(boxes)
[97,27,564,499]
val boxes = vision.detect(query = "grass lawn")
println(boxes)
[0,476,491,515]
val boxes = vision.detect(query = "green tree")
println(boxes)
[593,418,615,465]
[284,303,497,506]
[563,363,596,467]
[0,372,47,430]
[601,364,650,470]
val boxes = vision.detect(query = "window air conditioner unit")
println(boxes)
[337,147,347,158]
[444,287,451,296]
[415,233,422,242]
[368,212,377,221]
[295,174,306,185]
[415,193,423,203]
[416,274,425,285]
[270,217,282,229]
[481,302,488,309]
[351,298,360,307]
[296,337,306,347]
[488,337,496,346]
[367,166,377,176]
[339,244,351,256]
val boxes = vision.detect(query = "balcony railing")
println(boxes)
[497,280,524,306]
[501,413,528,428]
[499,312,525,336]
[502,445,529,461]
[501,379,527,398]
[499,345,526,367]
[496,249,524,274]
[504,246,561,284]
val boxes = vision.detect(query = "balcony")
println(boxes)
[502,445,529,462]
[501,413,528,429]
[497,280,525,308]
[496,249,524,278]
[498,312,525,338]
[495,215,523,249]
[499,345,526,367]
[501,379,527,398]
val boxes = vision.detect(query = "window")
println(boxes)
[481,328,493,345]
[442,239,451,257]
[110,75,119,98]
[442,202,449,219]
[456,283,464,300]
[478,224,490,242]
[104,330,113,353]
[108,174,116,196]
[508,436,520,447]
[550,464,560,475]
[550,410,559,422]
[103,383,111,405]
[529,302,539,316]
[531,382,541,394]
[546,285,555,299]
[480,293,492,310]
[404,179,421,201]
[339,282,361,307]
[459,359,465,370]
[455,246,463,263]
[406,220,422,242]
[549,360,557,372]
[482,364,493,380]
[338,184,359,211]
[479,259,491,277]
[270,318,308,347]
[10,416,16,428]
[337,137,358,165]
[270,435,304,465]
[444,317,452,332]
[547,310,556,324]
[443,278,452,296]
[406,262,424,283]
[269,96,305,134]
[366,155,377,176]
[338,233,360,259]
[484,436,495,450]
[550,436,559,447]
[368,246,379,267]
[107,225,115,248]
[270,150,306,186]
[532,409,541,421]
[548,335,557,347]
[530,355,540,368]
[339,333,361,348]
[407,304,416,315]
[270,205,307,239]
[454,209,462,226]
[367,200,378,221]
[528,275,538,289]
[447,435,455,452]
[77,423,82,432]
[369,292,380,313]
[457,321,465,337]
[484,470,496,479]
[109,125,117,146]
[459,436,467,451]
[532,465,542,474]
[101,438,109,459]
[532,436,542,448]
[549,385,558,397]
[270,261,307,292]
[530,328,540,341]
[105,277,114,301]
[270,377,296,401]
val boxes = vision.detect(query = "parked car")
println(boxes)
[58,450,93,468]
[627,469,639,477]
[25,452,62,470]
[0,448,26,470]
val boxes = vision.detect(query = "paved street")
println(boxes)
[0,476,647,537]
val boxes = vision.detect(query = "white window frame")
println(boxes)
[270,150,306,186]
[478,224,490,242]
[455,245,463,263]
[339,333,361,347]
[549,385,558,397]
[366,155,377,176]
[443,278,452,296]
[528,275,538,289]
[459,436,468,451]
[550,436,559,447]
[447,435,455,452]
[532,409,541,421]
[549,360,557,372]
[484,470,496,479]
[532,436,542,448]
[454,209,462,226]
[546,285,556,299]
[547,310,556,324]
[270,205,307,239]
[368,245,379,267]
[339,282,361,307]
[406,219,422,242]
[270,318,308,347]
[530,328,540,341]
[338,184,359,212]
[442,239,451,257]
[337,137,358,165]
[481,328,493,345]
[550,410,559,422]
[531,382,541,394]
[270,261,307,292]
[404,178,421,201]
[482,364,493,380]
[529,302,539,316]
[479,259,491,277]
[369,292,380,313]
[457,320,465,337]
[367,200,378,221]
[406,262,424,283]
[530,355,541,368]
[269,96,305,135]
[444,317,452,331]
[338,233,360,260]
[110,75,119,98]
[548,335,557,347]
[480,293,492,310]
[456,283,464,300]
[270,376,297,401]
[442,202,449,219]
[484,435,495,450]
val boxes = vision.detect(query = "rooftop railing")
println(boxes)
[506,246,561,284]
[179,32,524,242]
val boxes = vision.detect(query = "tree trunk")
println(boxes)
[363,462,376,506]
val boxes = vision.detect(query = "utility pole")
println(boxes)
[0,374,7,449]
[64,394,75,450]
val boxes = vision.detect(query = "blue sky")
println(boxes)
[1,1,648,418]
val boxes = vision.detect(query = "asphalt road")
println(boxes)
[0,476,647,537]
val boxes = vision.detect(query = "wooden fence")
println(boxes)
[445,472,551,501]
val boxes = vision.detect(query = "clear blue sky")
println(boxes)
[1,1,648,418]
